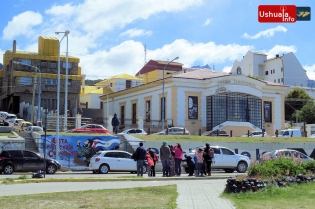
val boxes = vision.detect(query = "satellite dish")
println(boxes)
[0,63,3,70]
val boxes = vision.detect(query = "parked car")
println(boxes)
[89,150,147,174]
[262,149,313,163]
[309,134,315,138]
[182,146,250,173]
[0,111,9,125]
[70,124,109,134]
[1,113,17,126]
[202,130,229,137]
[153,127,190,135]
[14,120,33,132]
[274,129,302,137]
[118,128,147,135]
[0,150,62,174]
[241,131,268,137]
[24,126,44,134]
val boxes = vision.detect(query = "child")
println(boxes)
[185,154,195,176]
[145,151,154,177]
[169,151,176,177]
[196,148,204,177]
[193,154,199,177]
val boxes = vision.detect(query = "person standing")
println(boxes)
[203,143,213,176]
[196,148,204,177]
[145,150,154,177]
[111,113,120,134]
[173,143,183,176]
[148,148,157,177]
[135,142,146,176]
[160,141,171,177]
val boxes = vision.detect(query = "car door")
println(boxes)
[117,152,135,171]
[103,152,118,170]
[220,148,237,167]
[23,150,44,171]
[211,148,222,168]
[7,150,24,171]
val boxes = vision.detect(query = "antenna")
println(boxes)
[144,43,147,66]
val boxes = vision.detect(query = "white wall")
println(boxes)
[283,53,308,87]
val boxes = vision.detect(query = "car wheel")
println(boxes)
[224,169,235,173]
[99,164,109,174]
[92,170,99,174]
[3,164,14,174]
[236,161,248,173]
[46,164,57,174]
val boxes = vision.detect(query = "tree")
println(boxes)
[285,87,313,121]
[292,102,315,124]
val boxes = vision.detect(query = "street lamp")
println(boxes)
[55,30,70,160]
[13,61,41,123]
[161,56,179,131]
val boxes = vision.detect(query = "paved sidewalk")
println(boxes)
[0,178,235,209]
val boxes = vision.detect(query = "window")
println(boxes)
[17,77,32,85]
[222,148,234,155]
[264,101,272,123]
[271,70,273,74]
[67,79,72,86]
[135,129,143,134]
[46,79,57,85]
[212,148,221,154]
[273,69,275,73]
[21,59,31,65]
[40,61,47,68]
[9,150,23,157]
[128,129,136,134]
[281,67,283,72]
[281,78,284,82]
[120,106,125,125]
[62,62,72,68]
[132,103,136,124]
[146,101,150,122]
[100,102,103,109]
[118,152,131,158]
[104,152,118,158]
[278,79,280,83]
[274,80,276,83]
[188,96,198,119]
[265,71,268,75]
[50,62,57,68]
[126,80,131,89]
[23,151,38,158]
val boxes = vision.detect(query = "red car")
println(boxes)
[70,124,109,134]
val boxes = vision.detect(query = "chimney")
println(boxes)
[276,54,279,58]
[13,40,16,53]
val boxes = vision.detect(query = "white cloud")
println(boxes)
[2,11,42,40]
[203,18,212,26]
[222,66,232,73]
[304,64,315,80]
[119,29,152,38]
[242,26,287,39]
[0,49,4,67]
[264,45,297,59]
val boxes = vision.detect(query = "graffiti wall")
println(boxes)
[39,135,120,171]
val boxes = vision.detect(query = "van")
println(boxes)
[276,129,302,137]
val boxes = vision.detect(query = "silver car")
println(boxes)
[182,146,250,173]
[154,127,190,135]
[262,149,313,162]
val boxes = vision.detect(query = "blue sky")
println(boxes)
[0,0,314,80]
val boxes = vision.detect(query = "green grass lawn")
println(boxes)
[222,182,315,209]
[0,132,15,136]
[0,185,178,209]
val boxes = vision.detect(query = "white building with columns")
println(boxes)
[100,68,289,136]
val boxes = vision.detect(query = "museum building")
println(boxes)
[100,67,289,136]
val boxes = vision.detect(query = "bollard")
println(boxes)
[147,127,150,135]
[247,130,250,137]
[275,130,278,137]
[199,129,201,136]
[262,129,265,137]
[230,130,232,137]
[166,128,169,135]
[305,131,307,137]
[183,128,186,135]
[216,129,219,136]
[291,131,293,137]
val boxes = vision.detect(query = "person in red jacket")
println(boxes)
[145,150,154,177]
[173,143,183,176]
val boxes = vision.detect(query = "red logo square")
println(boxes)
[258,5,296,23]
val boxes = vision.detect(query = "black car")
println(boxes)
[202,130,229,137]
[0,150,62,175]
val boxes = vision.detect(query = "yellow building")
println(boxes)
[0,36,81,120]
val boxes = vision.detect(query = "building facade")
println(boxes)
[100,68,289,136]
[231,51,309,87]
[0,36,82,119]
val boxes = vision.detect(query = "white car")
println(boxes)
[262,149,313,163]
[118,128,147,135]
[153,127,190,135]
[1,113,16,126]
[241,131,268,137]
[89,150,147,174]
[182,146,250,173]
[24,126,44,133]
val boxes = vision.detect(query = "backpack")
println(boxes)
[112,117,119,126]
[209,148,215,158]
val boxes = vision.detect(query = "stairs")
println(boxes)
[15,132,39,152]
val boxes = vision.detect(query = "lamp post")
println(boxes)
[55,30,70,160]
[13,61,41,122]
[161,56,179,131]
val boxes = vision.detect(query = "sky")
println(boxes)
[0,0,314,80]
